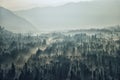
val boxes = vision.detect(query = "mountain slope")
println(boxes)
[15,1,120,31]
[0,7,36,33]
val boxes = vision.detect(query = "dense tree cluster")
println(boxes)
[0,26,120,80]
[0,27,47,64]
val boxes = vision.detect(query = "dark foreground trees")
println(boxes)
[0,54,120,80]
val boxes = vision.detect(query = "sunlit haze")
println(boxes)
[0,0,93,11]
[0,0,120,33]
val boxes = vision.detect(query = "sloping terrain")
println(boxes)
[0,7,36,33]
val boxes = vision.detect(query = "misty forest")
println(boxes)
[0,25,120,80]
[0,0,120,80]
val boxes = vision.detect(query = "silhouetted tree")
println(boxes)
[19,63,33,80]
[5,63,16,80]
[34,67,40,80]
[0,65,3,80]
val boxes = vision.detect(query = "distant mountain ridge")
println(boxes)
[0,7,36,33]
[0,0,120,33]
[15,1,120,31]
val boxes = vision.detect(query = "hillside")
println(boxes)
[0,7,36,33]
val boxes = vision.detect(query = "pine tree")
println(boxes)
[6,63,16,80]
[0,65,3,80]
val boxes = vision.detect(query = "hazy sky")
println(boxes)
[0,0,93,11]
